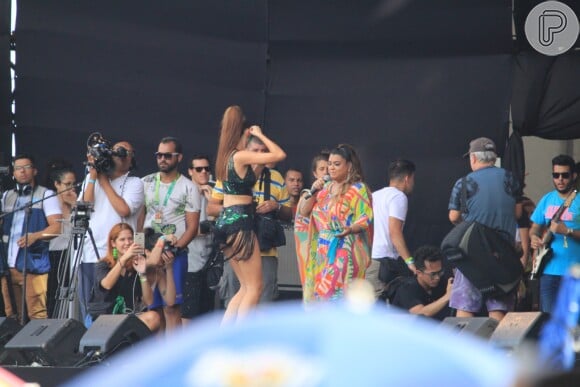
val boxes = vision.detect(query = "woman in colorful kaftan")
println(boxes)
[296,144,373,302]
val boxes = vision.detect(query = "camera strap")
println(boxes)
[259,168,271,202]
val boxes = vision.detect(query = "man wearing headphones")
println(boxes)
[78,141,144,324]
[1,154,62,321]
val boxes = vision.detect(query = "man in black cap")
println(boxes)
[447,137,520,321]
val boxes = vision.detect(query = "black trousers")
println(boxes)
[378,257,413,286]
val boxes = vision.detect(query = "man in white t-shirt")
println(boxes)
[140,137,201,329]
[1,154,63,321]
[368,159,416,301]
[78,141,144,324]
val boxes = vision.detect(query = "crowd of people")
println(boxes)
[1,104,579,334]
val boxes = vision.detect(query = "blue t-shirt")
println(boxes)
[530,190,580,276]
[448,166,518,240]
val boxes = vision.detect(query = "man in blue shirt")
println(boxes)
[530,154,580,313]
[448,137,520,321]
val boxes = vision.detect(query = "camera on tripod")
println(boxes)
[86,132,125,175]
[71,201,93,235]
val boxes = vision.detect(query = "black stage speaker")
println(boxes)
[490,312,548,350]
[79,314,152,358]
[0,317,22,364]
[4,318,86,366]
[441,317,499,339]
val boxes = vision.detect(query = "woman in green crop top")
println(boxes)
[214,105,286,323]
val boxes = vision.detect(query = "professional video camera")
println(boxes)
[86,132,126,175]
[71,201,94,235]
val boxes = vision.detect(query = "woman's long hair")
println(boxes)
[103,223,134,269]
[330,144,365,195]
[215,106,246,181]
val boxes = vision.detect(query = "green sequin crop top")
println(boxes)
[222,151,256,196]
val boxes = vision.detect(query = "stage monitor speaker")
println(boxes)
[441,317,499,339]
[4,318,86,366]
[0,317,22,364]
[79,314,152,358]
[490,312,548,350]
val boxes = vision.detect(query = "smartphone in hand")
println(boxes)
[134,232,145,255]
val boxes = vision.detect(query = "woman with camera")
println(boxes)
[87,223,163,331]
[214,105,286,323]
[297,144,373,302]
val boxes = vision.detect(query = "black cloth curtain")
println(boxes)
[14,0,512,249]
[0,0,11,171]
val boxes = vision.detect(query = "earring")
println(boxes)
[113,247,119,260]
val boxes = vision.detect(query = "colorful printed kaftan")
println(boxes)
[295,182,373,302]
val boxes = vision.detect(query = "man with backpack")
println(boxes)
[447,137,520,321]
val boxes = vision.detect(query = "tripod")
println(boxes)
[53,202,99,321]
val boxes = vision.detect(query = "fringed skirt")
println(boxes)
[214,204,256,261]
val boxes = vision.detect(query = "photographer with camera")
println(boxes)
[78,138,144,325]
[139,137,200,330]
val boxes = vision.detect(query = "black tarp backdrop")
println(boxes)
[0,0,11,173]
[14,0,513,249]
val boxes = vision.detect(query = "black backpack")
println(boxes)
[441,176,522,297]
[441,221,522,296]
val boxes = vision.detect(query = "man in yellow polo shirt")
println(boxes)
[208,136,292,305]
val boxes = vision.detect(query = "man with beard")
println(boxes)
[140,137,200,329]
[530,154,580,313]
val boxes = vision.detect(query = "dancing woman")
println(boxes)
[297,144,373,302]
[214,105,286,322]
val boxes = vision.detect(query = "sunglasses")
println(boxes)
[419,269,445,279]
[552,172,571,179]
[191,166,210,172]
[155,152,180,160]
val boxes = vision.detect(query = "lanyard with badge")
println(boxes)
[153,172,179,224]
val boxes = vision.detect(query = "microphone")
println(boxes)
[304,175,330,200]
